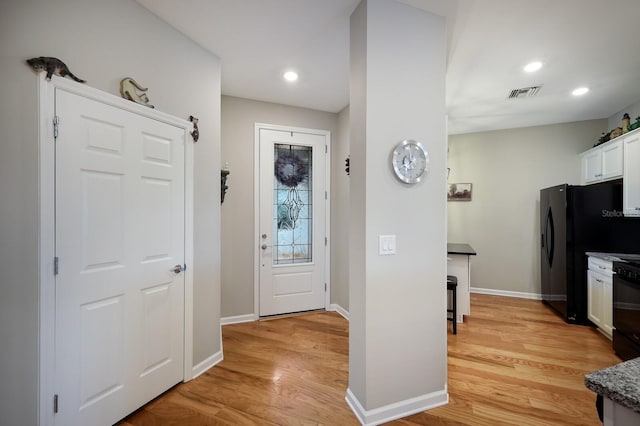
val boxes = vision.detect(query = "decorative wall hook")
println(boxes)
[221,168,230,204]
[189,115,200,142]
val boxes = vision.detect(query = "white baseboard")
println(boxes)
[221,306,349,325]
[220,313,258,325]
[471,287,542,300]
[345,387,448,426]
[191,350,223,379]
[328,303,350,321]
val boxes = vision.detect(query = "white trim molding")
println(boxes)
[221,313,258,325]
[191,350,224,380]
[38,71,56,426]
[183,98,196,381]
[345,388,448,426]
[328,303,350,321]
[471,287,542,300]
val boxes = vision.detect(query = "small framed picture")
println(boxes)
[448,183,472,201]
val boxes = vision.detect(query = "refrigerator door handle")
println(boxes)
[545,208,555,266]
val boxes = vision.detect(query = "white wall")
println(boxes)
[349,0,447,421]
[0,0,221,423]
[333,105,351,312]
[447,119,607,297]
[220,96,339,318]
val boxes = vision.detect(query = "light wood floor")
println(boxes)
[119,294,621,425]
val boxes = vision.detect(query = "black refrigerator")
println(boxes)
[540,182,640,324]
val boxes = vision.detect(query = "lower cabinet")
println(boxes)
[587,257,613,339]
[603,396,640,426]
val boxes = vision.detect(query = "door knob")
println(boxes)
[172,264,185,273]
[261,244,268,250]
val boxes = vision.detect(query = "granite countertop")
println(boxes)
[585,357,640,413]
[586,252,640,262]
[447,243,476,256]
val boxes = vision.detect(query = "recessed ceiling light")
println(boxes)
[283,71,298,82]
[524,61,543,73]
[572,87,590,96]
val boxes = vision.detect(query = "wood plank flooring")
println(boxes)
[118,294,621,425]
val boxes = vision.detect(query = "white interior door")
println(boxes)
[258,128,327,316]
[54,88,185,425]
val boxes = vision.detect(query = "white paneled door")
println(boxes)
[258,128,327,316]
[54,89,185,425]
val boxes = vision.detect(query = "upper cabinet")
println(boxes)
[580,138,623,184]
[581,148,602,184]
[579,127,640,217]
[623,131,640,216]
[602,139,624,181]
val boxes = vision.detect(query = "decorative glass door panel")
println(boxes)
[273,144,312,264]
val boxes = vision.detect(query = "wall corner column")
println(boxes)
[347,0,449,424]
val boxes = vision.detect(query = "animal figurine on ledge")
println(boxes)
[119,77,154,108]
[610,127,623,140]
[26,57,85,83]
[189,115,200,143]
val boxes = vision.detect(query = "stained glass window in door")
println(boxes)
[273,144,312,264]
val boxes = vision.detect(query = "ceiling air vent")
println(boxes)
[508,85,541,99]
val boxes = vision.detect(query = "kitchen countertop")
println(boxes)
[586,252,640,262]
[585,357,640,413]
[447,243,476,256]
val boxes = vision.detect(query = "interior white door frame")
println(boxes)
[253,123,331,317]
[37,74,195,426]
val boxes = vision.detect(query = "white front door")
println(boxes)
[54,89,185,425]
[258,127,327,316]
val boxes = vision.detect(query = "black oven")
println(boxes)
[613,260,640,360]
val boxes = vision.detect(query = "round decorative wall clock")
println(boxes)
[392,139,429,184]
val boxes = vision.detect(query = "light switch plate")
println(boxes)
[379,235,396,255]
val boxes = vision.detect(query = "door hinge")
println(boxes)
[54,257,59,275]
[325,191,328,200]
[53,116,59,139]
[54,394,59,413]
[325,145,328,154]
[325,283,327,292]
[325,237,327,246]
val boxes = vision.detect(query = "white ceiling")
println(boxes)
[137,0,640,135]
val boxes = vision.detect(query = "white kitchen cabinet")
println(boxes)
[582,149,602,184]
[447,255,471,322]
[447,243,477,323]
[581,139,623,184]
[623,131,640,216]
[603,396,640,426]
[602,139,624,181]
[588,269,603,327]
[587,256,613,339]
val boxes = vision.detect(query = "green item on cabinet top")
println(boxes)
[628,117,640,131]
